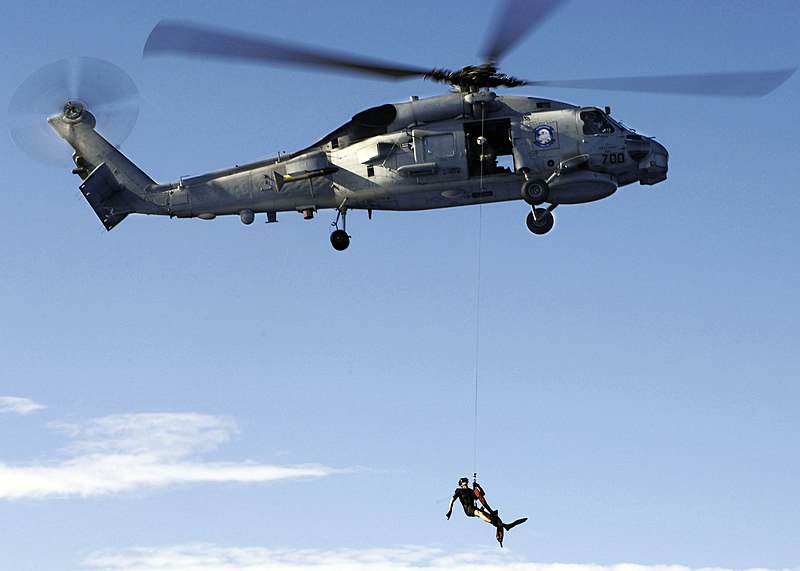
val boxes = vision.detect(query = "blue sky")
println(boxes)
[1,1,799,570]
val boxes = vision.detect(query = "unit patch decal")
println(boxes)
[533,125,556,148]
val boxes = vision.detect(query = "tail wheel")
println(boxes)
[526,208,554,235]
[330,229,351,251]
[521,178,549,205]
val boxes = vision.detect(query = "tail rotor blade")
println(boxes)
[9,57,139,165]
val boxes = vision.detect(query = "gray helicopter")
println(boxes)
[36,0,795,250]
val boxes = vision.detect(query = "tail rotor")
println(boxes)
[8,57,139,166]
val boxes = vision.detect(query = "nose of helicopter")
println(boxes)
[636,137,668,185]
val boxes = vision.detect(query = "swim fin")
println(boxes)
[504,517,527,531]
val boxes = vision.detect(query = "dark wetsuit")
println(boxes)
[450,482,525,547]
[453,486,480,517]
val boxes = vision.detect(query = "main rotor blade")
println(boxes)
[526,68,797,97]
[144,20,431,80]
[481,0,567,63]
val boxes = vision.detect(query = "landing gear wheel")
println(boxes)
[521,178,549,205]
[330,229,351,251]
[526,208,554,235]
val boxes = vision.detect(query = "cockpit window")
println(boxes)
[581,110,615,135]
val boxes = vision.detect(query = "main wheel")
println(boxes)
[330,229,351,251]
[526,209,554,235]
[521,178,549,205]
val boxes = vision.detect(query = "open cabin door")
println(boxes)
[464,118,513,177]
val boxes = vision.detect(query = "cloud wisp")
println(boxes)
[81,544,800,571]
[0,396,46,415]
[0,412,343,500]
[84,544,524,571]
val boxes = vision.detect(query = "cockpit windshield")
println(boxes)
[580,109,615,135]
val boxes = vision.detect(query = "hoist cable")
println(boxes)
[478,102,486,189]
[473,102,487,476]
[473,207,482,475]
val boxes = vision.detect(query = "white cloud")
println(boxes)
[81,544,800,571]
[82,544,524,571]
[52,413,239,457]
[0,412,345,500]
[0,396,46,415]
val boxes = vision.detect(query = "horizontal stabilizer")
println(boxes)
[79,162,129,230]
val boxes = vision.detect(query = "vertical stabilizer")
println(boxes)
[48,103,156,230]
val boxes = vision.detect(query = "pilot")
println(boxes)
[582,110,613,135]
[445,476,527,547]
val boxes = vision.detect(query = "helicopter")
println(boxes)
[26,0,796,250]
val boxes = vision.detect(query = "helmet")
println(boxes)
[458,477,469,486]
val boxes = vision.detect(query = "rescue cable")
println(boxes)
[473,225,481,476]
[473,101,487,477]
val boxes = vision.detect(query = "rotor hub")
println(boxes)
[63,100,85,120]
[426,62,527,92]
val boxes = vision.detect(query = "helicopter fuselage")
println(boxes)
[49,90,668,246]
[152,91,667,217]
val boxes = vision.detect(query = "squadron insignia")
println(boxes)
[533,125,556,148]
